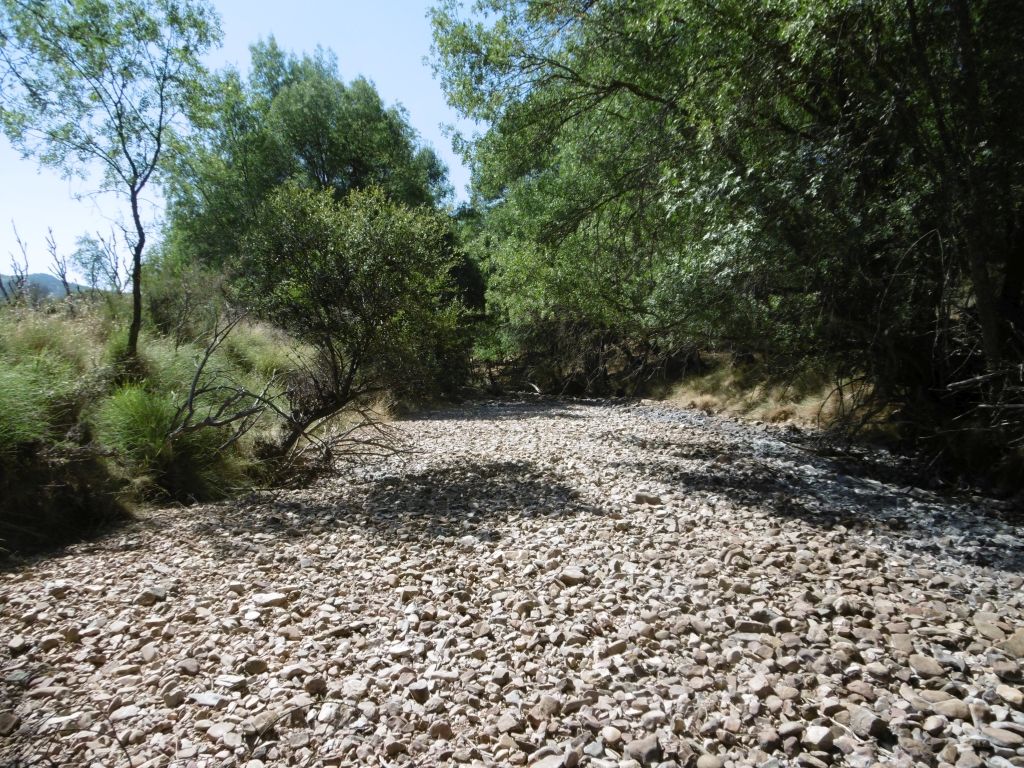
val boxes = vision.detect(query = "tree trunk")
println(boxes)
[953,0,1003,370]
[126,188,146,359]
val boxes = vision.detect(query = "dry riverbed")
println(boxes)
[1,399,1023,768]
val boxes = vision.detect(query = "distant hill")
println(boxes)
[0,273,87,300]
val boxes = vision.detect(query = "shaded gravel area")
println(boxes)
[1,399,1023,768]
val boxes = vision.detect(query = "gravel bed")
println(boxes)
[1,399,1022,768]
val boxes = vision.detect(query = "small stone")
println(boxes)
[140,643,159,663]
[245,710,280,736]
[175,658,200,676]
[188,692,227,709]
[384,739,407,757]
[135,586,166,606]
[1001,628,1024,659]
[994,660,1022,681]
[641,709,667,728]
[7,636,30,655]
[909,654,945,678]
[497,712,525,734]
[982,725,1024,748]
[758,728,781,752]
[602,639,628,657]
[847,705,887,738]
[802,725,833,751]
[923,715,946,735]
[213,674,245,693]
[735,620,770,634]
[932,698,970,720]
[529,695,562,723]
[996,683,1023,707]
[408,680,429,703]
[110,705,140,722]
[163,689,185,707]
[396,586,419,603]
[531,756,566,768]
[429,720,454,739]
[280,663,313,681]
[47,582,70,599]
[0,711,20,736]
[304,676,327,696]
[342,676,369,697]
[207,721,234,741]
[252,592,288,608]
[624,734,662,765]
[778,721,805,739]
[600,725,622,745]
[749,675,773,698]
[388,642,413,659]
[956,751,984,768]
[696,756,723,768]
[633,492,663,505]
[559,568,587,586]
[776,685,800,701]
[242,658,268,675]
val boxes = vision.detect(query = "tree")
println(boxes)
[432,0,1024,470]
[0,0,221,357]
[164,39,450,270]
[234,184,462,453]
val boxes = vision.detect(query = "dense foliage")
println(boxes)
[0,13,476,552]
[235,184,465,451]
[164,38,451,269]
[432,0,1024,481]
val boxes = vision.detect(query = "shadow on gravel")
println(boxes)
[189,459,605,551]
[622,453,1024,574]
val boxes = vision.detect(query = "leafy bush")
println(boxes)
[233,184,466,451]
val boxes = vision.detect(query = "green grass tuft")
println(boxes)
[93,384,248,502]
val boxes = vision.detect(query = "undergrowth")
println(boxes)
[0,298,310,553]
[667,355,841,427]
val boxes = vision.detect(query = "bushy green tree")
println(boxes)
[432,0,1024,465]
[234,184,463,451]
[165,38,450,269]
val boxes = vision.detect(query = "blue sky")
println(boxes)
[0,0,474,276]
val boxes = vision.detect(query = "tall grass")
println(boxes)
[0,295,331,551]
[93,384,247,501]
[668,354,839,426]
[0,363,53,459]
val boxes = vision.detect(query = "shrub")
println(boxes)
[233,184,466,452]
[93,384,246,502]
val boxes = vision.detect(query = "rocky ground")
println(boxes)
[1,398,1023,768]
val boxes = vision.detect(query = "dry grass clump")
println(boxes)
[668,355,843,427]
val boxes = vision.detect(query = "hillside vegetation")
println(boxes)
[0,0,1022,553]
